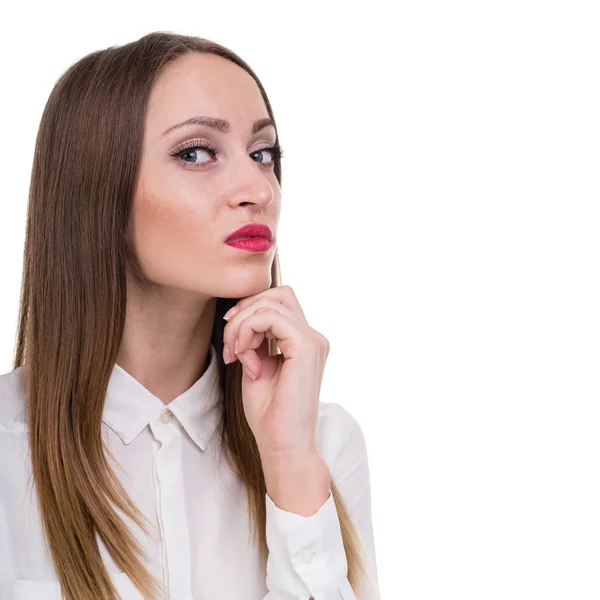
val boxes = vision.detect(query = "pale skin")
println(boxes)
[117,51,331,516]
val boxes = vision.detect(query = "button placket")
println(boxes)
[151,413,193,599]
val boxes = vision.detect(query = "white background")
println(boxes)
[1,1,599,598]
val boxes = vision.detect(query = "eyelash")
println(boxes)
[169,140,284,170]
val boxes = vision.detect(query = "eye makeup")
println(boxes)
[169,138,284,170]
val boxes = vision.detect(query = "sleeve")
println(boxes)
[262,405,381,600]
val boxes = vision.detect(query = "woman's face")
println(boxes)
[131,51,281,300]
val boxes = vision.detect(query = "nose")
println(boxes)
[237,185,273,209]
[227,150,275,209]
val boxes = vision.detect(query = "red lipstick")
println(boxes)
[225,223,273,253]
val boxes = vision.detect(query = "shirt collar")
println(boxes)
[102,343,222,451]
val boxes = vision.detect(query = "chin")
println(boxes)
[217,273,273,300]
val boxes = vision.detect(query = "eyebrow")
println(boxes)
[161,116,276,138]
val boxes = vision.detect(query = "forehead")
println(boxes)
[146,52,269,137]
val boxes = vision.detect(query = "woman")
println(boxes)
[0,31,380,600]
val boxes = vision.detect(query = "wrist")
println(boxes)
[262,452,331,516]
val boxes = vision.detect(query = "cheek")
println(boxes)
[131,191,219,287]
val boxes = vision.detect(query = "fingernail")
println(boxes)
[234,339,239,355]
[223,306,239,320]
[243,365,257,380]
[223,344,231,364]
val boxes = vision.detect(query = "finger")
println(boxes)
[237,307,306,376]
[235,335,271,380]
[224,285,307,325]
[234,328,264,368]
[224,296,297,365]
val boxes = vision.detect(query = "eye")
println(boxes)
[170,140,218,168]
[170,140,284,170]
[250,145,285,167]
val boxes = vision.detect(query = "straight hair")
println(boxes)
[12,31,372,599]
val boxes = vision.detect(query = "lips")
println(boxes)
[225,223,273,243]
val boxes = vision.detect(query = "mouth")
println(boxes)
[225,222,273,243]
[225,237,273,253]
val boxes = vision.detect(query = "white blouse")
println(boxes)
[0,343,380,600]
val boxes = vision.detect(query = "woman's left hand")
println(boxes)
[222,285,330,461]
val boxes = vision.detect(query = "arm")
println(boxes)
[262,409,380,600]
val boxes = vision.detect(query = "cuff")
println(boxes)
[265,489,349,598]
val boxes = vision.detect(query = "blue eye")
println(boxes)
[250,146,284,166]
[170,140,284,170]
[171,144,217,167]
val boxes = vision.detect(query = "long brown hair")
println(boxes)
[11,31,372,600]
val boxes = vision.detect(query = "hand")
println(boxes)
[222,285,330,460]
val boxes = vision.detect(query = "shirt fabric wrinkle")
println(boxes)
[0,343,381,599]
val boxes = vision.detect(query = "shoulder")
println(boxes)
[0,365,28,433]
[318,400,359,439]
[317,401,364,475]
[0,366,33,526]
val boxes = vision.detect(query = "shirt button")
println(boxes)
[160,410,171,424]
[299,549,315,564]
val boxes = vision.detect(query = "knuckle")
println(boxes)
[255,305,274,314]
[316,332,330,353]
[309,336,321,352]
[261,296,279,308]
